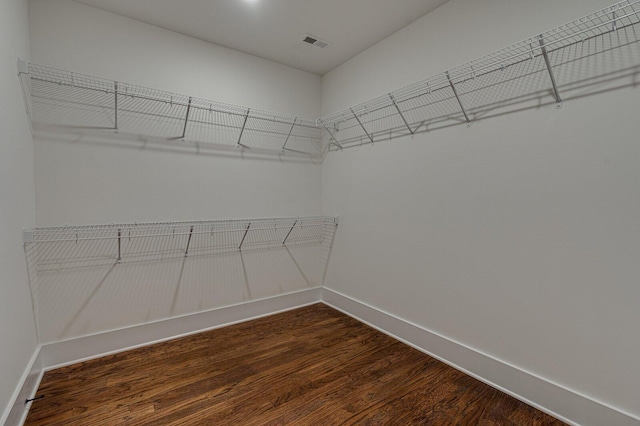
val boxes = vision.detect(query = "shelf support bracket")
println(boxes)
[446,72,471,124]
[282,117,297,150]
[181,97,192,139]
[350,108,374,143]
[282,220,297,245]
[185,225,194,257]
[538,35,563,107]
[319,120,342,150]
[117,229,122,263]
[239,222,251,251]
[114,82,118,131]
[389,93,414,135]
[237,109,250,148]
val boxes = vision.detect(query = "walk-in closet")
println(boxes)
[2,0,639,424]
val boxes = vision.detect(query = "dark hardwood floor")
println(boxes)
[25,303,565,425]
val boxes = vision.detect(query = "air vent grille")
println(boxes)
[302,34,331,49]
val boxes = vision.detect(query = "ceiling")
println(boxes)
[72,0,449,75]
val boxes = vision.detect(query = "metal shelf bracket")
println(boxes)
[538,35,563,108]
[389,93,414,135]
[350,108,374,144]
[237,108,250,148]
[446,72,471,124]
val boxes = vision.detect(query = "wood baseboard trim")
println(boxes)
[40,287,322,371]
[321,287,640,426]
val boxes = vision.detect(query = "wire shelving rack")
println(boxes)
[319,0,640,150]
[23,216,338,342]
[18,62,325,158]
[24,216,338,269]
[17,1,640,156]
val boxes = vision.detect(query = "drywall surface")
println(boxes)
[322,0,640,421]
[30,0,321,118]
[27,0,324,224]
[30,0,322,226]
[0,0,38,423]
[27,0,323,346]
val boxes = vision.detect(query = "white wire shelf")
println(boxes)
[18,1,640,157]
[24,216,338,269]
[18,62,326,158]
[319,0,640,150]
[23,216,338,342]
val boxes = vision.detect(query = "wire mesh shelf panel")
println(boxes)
[550,19,640,96]
[20,63,326,157]
[394,85,463,133]
[321,0,640,151]
[29,75,116,129]
[19,1,639,155]
[117,94,189,139]
[24,216,338,343]
[26,216,337,270]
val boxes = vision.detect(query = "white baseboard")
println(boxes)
[2,347,44,426]
[40,287,322,370]
[12,286,638,426]
[321,287,640,426]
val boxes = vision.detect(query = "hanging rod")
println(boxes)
[319,0,640,149]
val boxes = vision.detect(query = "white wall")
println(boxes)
[30,0,322,226]
[30,0,320,118]
[322,0,640,421]
[0,0,38,423]
[26,0,324,344]
[20,0,640,422]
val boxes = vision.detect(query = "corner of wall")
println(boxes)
[321,287,640,426]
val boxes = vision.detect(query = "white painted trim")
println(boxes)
[321,287,640,426]
[14,286,639,426]
[41,287,322,370]
[2,347,43,426]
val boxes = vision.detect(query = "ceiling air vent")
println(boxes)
[302,34,331,49]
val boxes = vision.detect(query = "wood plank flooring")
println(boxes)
[25,303,565,425]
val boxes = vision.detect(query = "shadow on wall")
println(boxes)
[24,218,337,343]
[326,26,640,150]
[30,126,324,165]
